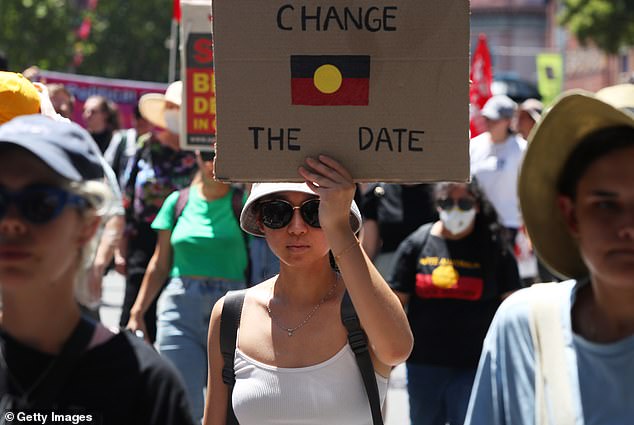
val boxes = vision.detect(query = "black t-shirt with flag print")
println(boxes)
[390,223,521,368]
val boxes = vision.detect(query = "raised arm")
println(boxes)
[298,155,413,368]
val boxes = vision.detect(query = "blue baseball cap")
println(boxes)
[0,114,104,181]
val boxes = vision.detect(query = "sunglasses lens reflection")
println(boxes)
[261,201,294,229]
[260,199,321,229]
[300,200,320,227]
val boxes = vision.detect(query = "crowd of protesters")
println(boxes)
[0,62,633,425]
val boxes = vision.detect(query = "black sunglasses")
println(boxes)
[437,197,476,211]
[200,151,215,162]
[0,185,87,224]
[259,199,320,229]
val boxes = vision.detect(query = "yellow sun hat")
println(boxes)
[0,72,41,124]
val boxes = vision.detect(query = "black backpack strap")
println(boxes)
[172,187,191,228]
[220,289,247,425]
[111,130,128,180]
[230,186,243,223]
[123,136,148,226]
[340,292,384,425]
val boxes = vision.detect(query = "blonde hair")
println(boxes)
[67,179,115,307]
[0,179,114,311]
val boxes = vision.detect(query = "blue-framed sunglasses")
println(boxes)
[0,185,88,224]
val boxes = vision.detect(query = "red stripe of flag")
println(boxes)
[291,78,369,106]
[415,274,484,301]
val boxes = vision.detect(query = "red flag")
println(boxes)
[469,33,493,137]
[173,0,181,22]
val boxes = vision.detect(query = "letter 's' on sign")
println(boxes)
[290,55,370,105]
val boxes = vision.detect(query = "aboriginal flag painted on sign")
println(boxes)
[291,55,370,106]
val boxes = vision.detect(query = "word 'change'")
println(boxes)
[277,5,398,32]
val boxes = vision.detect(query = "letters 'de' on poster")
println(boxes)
[212,0,470,182]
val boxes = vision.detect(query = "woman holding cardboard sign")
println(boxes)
[202,155,413,425]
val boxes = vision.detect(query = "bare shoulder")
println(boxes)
[210,281,272,332]
[244,277,276,309]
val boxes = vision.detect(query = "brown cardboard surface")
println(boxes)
[212,0,470,182]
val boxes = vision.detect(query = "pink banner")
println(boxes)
[35,70,168,129]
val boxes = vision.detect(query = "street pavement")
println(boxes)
[100,271,411,425]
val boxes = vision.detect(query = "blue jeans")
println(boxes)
[156,276,246,422]
[406,362,476,425]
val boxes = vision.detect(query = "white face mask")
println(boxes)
[163,109,180,134]
[440,208,476,235]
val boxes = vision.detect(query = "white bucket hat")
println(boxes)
[240,182,362,237]
[138,80,182,129]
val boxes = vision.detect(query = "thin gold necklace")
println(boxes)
[266,277,339,337]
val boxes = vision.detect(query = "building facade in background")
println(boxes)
[471,0,633,94]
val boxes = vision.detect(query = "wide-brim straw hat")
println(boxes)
[138,80,182,129]
[240,182,362,237]
[519,89,634,279]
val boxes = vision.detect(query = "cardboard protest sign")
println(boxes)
[212,0,470,182]
[180,0,215,151]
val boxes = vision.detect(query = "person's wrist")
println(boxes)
[334,238,360,261]
[321,216,352,235]
[129,306,144,319]
[92,261,107,275]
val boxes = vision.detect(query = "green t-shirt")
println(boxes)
[151,187,248,281]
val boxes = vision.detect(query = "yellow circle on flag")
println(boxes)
[431,265,459,289]
[313,64,342,94]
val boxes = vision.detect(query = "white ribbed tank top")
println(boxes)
[232,344,389,425]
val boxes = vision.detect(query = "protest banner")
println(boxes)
[212,0,470,182]
[180,0,215,151]
[35,70,167,128]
